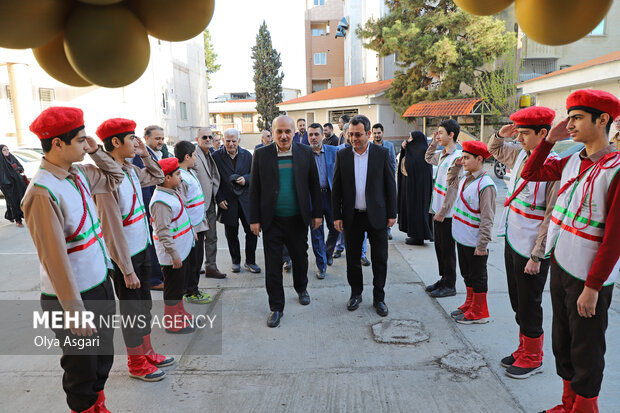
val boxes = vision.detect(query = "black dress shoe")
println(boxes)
[333,250,343,259]
[429,287,457,298]
[361,257,371,266]
[298,290,310,305]
[405,238,424,246]
[267,311,283,328]
[425,279,443,293]
[346,295,362,311]
[373,300,389,317]
[326,256,333,266]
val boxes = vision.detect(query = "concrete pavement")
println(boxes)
[0,166,618,412]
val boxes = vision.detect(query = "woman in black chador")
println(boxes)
[0,144,28,227]
[397,131,433,245]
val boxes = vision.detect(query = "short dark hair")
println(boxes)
[40,126,85,153]
[582,108,613,135]
[323,122,333,130]
[372,123,384,132]
[174,140,196,162]
[349,115,371,132]
[439,119,460,142]
[297,118,306,124]
[308,123,323,133]
[529,125,551,135]
[144,125,163,137]
[103,132,133,152]
[340,114,350,123]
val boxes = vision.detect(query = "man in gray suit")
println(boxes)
[194,127,226,278]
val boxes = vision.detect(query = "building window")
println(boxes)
[311,28,325,36]
[39,88,55,111]
[210,114,217,125]
[314,0,325,5]
[242,113,253,123]
[222,114,234,129]
[314,53,327,65]
[242,113,254,133]
[162,90,169,115]
[589,18,605,36]
[5,85,14,117]
[312,79,330,93]
[179,102,188,120]
[311,22,328,36]
[329,109,359,125]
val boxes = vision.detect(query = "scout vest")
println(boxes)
[498,150,558,258]
[546,152,620,285]
[452,172,496,248]
[149,188,194,265]
[430,148,462,217]
[180,168,206,227]
[33,166,110,296]
[118,167,150,257]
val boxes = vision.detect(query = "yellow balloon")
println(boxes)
[0,0,74,49]
[33,34,92,87]
[129,0,215,42]
[516,0,612,45]
[63,4,150,88]
[77,0,124,4]
[453,0,514,16]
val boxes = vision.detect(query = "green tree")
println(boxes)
[252,21,284,131]
[473,48,521,118]
[357,0,516,115]
[204,29,220,88]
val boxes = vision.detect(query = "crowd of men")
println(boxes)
[17,87,620,413]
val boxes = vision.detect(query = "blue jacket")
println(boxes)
[374,140,396,173]
[294,132,309,145]
[313,144,338,190]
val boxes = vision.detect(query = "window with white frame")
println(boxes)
[39,88,55,111]
[314,53,327,65]
[179,102,188,120]
[314,0,325,5]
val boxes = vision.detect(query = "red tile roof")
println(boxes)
[403,98,483,118]
[520,50,620,84]
[280,79,393,105]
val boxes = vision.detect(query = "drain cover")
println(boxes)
[440,350,486,378]
[371,319,430,344]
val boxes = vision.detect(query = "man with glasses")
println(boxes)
[194,127,226,278]
[255,130,273,149]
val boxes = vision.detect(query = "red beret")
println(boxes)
[462,140,492,160]
[158,157,179,176]
[96,118,137,141]
[29,107,84,140]
[509,106,555,127]
[566,89,620,121]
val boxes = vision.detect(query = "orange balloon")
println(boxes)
[63,4,150,88]
[453,0,514,16]
[516,0,612,45]
[129,0,215,42]
[33,34,92,87]
[0,0,74,49]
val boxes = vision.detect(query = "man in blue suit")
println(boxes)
[307,123,340,279]
[293,118,309,145]
[213,128,260,274]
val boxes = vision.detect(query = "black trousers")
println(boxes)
[187,231,206,295]
[504,240,549,338]
[162,256,190,305]
[456,243,488,293]
[263,215,309,311]
[344,210,388,301]
[111,250,153,347]
[433,218,457,289]
[40,274,115,412]
[224,207,258,265]
[550,257,613,398]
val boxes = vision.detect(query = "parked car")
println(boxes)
[501,139,585,184]
[12,148,43,180]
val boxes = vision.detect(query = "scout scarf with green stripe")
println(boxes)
[452,172,496,248]
[149,187,195,265]
[547,151,620,284]
[498,149,558,258]
[32,166,110,296]
[118,168,150,257]
[430,148,462,217]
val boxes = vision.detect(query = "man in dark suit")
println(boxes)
[293,118,309,145]
[322,122,339,146]
[213,128,260,274]
[332,114,397,316]
[307,123,339,279]
[255,130,273,150]
[250,115,322,327]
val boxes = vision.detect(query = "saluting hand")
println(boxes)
[546,118,571,144]
[134,137,148,157]
[498,123,519,139]
[85,136,99,154]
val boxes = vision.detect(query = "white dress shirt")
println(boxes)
[353,144,369,210]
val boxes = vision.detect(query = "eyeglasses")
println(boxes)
[201,135,213,140]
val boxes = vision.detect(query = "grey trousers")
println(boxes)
[204,201,218,270]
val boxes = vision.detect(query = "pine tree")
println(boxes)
[203,29,220,88]
[357,0,516,115]
[252,21,284,131]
